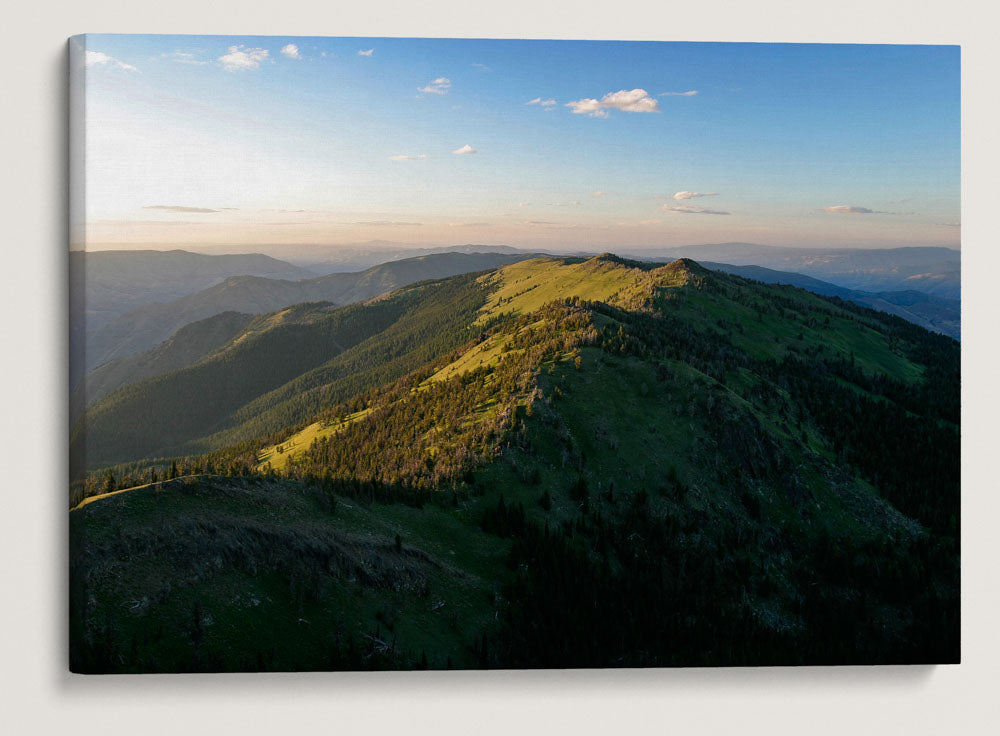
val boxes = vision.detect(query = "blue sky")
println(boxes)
[76,35,960,250]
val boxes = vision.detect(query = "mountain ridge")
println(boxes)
[71,253,959,672]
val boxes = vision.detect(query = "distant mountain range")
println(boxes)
[70,249,315,388]
[178,241,528,274]
[77,250,538,380]
[646,243,960,299]
[700,262,960,339]
[179,240,960,298]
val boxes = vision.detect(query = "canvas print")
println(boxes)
[68,35,960,673]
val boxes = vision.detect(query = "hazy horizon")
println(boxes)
[72,240,963,256]
[74,36,960,251]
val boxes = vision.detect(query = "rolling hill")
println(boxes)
[70,255,960,672]
[71,311,257,424]
[82,251,538,374]
[70,249,314,388]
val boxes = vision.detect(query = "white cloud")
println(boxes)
[389,154,428,161]
[85,50,138,72]
[566,98,608,118]
[659,90,698,96]
[673,191,718,200]
[452,144,477,155]
[662,204,730,215]
[601,89,660,113]
[419,77,451,94]
[218,45,270,72]
[527,97,557,106]
[353,221,423,227]
[158,51,208,66]
[358,48,374,57]
[824,205,876,214]
[566,89,659,117]
[281,44,301,60]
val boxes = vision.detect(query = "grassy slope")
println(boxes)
[70,476,509,672]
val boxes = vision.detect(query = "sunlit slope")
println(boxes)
[475,254,688,323]
[257,254,944,490]
[255,255,659,471]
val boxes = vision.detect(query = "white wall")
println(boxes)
[2,1,997,734]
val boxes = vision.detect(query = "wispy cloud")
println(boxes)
[824,205,886,214]
[566,88,659,118]
[524,220,583,230]
[472,62,490,71]
[659,90,698,97]
[389,154,428,161]
[419,77,451,94]
[353,221,422,226]
[616,219,663,226]
[218,45,270,72]
[592,191,607,197]
[281,44,301,60]
[452,144,477,155]
[358,48,374,57]
[673,191,718,200]
[662,204,730,215]
[527,97,557,106]
[85,50,138,72]
[159,51,208,66]
[144,205,219,214]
